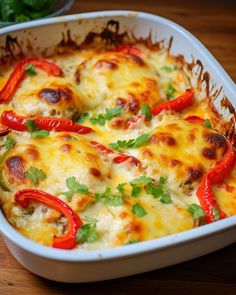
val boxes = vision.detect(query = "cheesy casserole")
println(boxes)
[0,41,235,250]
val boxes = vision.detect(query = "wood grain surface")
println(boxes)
[0,1,236,294]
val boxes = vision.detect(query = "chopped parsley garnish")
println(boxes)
[187,204,205,220]
[76,113,90,124]
[25,64,36,76]
[203,119,212,129]
[4,135,16,151]
[116,183,126,194]
[24,166,47,185]
[25,119,38,133]
[31,130,49,138]
[109,133,150,151]
[25,119,49,138]
[141,104,152,121]
[146,176,172,204]
[126,238,139,245]
[76,216,98,243]
[212,206,220,221]
[166,82,176,100]
[130,176,152,186]
[62,176,89,198]
[131,203,147,217]
[90,106,124,126]
[95,187,124,207]
[160,65,177,73]
[131,185,142,198]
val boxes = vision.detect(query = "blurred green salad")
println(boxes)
[0,0,56,22]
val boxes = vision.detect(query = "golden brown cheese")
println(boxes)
[0,43,235,250]
[75,51,161,113]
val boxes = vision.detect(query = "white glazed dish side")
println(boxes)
[0,10,235,283]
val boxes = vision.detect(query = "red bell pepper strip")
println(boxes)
[126,113,145,129]
[113,45,143,55]
[184,115,204,124]
[14,189,82,249]
[151,89,194,116]
[90,140,141,166]
[0,57,63,104]
[196,139,236,223]
[1,111,93,134]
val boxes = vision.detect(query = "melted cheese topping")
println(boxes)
[0,44,235,250]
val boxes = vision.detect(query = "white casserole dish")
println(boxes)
[0,10,235,283]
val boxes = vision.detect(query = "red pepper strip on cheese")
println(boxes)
[151,89,194,116]
[113,45,143,55]
[184,115,205,124]
[126,89,195,129]
[1,111,93,134]
[196,139,236,223]
[90,140,141,166]
[0,57,63,104]
[14,189,82,249]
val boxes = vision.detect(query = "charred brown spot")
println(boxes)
[142,148,153,157]
[95,59,118,70]
[60,144,72,153]
[187,166,203,181]
[202,147,216,159]
[6,156,25,180]
[75,69,81,84]
[25,147,40,160]
[150,133,176,146]
[126,221,142,234]
[188,133,196,143]
[204,132,226,148]
[126,99,139,112]
[128,54,145,66]
[109,117,124,128]
[38,88,72,104]
[89,168,101,178]
[59,134,72,141]
[116,98,127,107]
[171,159,181,167]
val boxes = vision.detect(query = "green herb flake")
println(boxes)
[24,166,47,185]
[146,177,172,204]
[116,183,126,194]
[76,113,90,124]
[25,119,38,133]
[126,238,139,245]
[62,176,89,198]
[4,135,16,151]
[203,119,212,129]
[25,64,36,76]
[212,206,220,221]
[31,130,49,138]
[141,104,152,121]
[90,114,106,126]
[188,203,205,220]
[131,203,147,218]
[131,185,142,198]
[130,176,152,186]
[160,65,177,73]
[109,134,150,151]
[76,219,98,244]
[95,187,124,207]
[166,82,176,100]
[105,106,123,120]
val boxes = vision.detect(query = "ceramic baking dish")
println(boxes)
[0,10,235,283]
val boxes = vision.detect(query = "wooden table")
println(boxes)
[0,1,236,294]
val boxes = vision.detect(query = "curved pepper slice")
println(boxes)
[90,140,141,167]
[0,57,63,104]
[14,189,82,249]
[1,111,93,134]
[151,89,194,116]
[196,139,236,223]
[184,115,205,124]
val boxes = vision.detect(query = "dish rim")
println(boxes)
[0,10,235,262]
